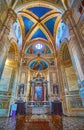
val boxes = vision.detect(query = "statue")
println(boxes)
[18,84,24,96]
[53,84,59,95]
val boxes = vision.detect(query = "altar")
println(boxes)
[27,101,50,114]
[27,72,50,114]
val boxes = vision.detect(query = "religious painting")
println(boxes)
[29,60,48,70]
[65,66,79,91]
[34,86,43,101]
[25,44,52,55]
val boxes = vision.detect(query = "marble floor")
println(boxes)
[0,115,84,130]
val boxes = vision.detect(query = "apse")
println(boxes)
[29,60,48,70]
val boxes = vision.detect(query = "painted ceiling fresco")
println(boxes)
[18,5,60,42]
[16,4,62,68]
[27,7,52,18]
[25,44,52,54]
[29,60,48,70]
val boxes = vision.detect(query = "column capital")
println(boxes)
[7,8,17,21]
[62,10,71,20]
[62,10,72,27]
[0,8,17,40]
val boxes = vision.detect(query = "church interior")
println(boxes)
[0,0,84,130]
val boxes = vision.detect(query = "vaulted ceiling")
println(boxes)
[13,1,67,70]
[17,3,62,54]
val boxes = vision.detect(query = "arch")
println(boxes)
[62,0,75,9]
[28,56,49,67]
[15,1,65,55]
[8,40,19,61]
[24,40,53,55]
[29,59,48,71]
[23,39,54,53]
[15,1,65,14]
[60,42,78,94]
[60,42,72,66]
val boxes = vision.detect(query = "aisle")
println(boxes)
[15,115,63,130]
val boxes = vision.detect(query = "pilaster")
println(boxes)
[0,8,17,50]
[62,10,84,53]
[62,10,84,86]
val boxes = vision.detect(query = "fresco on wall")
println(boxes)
[30,60,48,70]
[70,96,83,108]
[65,66,79,91]
[26,44,52,54]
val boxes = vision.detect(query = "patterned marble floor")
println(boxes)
[0,115,84,130]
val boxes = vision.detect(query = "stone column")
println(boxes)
[62,10,84,87]
[12,0,18,10]
[0,8,17,79]
[62,10,84,53]
[0,8,17,41]
[55,57,64,99]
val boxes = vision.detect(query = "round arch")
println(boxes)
[60,42,72,66]
[8,40,19,61]
[15,1,65,14]
[28,56,49,67]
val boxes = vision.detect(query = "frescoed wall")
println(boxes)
[65,66,79,91]
[29,60,48,71]
[26,44,52,54]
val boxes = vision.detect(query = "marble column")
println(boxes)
[55,57,64,99]
[62,10,84,87]
[43,85,46,101]
[0,8,17,79]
